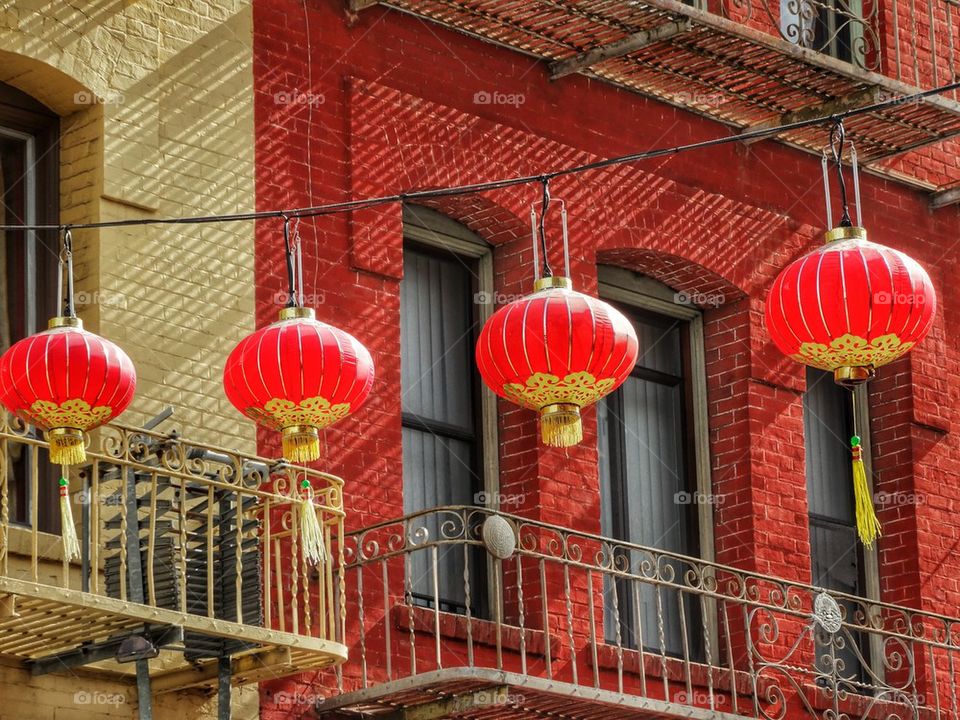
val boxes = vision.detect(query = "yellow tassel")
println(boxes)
[282,425,320,463]
[48,428,86,466]
[59,473,80,563]
[851,436,881,548]
[540,403,582,447]
[298,480,326,566]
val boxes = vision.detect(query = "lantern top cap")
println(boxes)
[824,225,867,244]
[534,276,573,292]
[278,306,316,321]
[48,316,83,330]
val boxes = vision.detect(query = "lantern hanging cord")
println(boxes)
[282,214,298,308]
[61,227,76,318]
[4,79,960,234]
[831,120,853,228]
[538,177,553,278]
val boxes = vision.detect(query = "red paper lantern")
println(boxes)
[476,276,638,447]
[0,317,137,465]
[765,224,936,547]
[765,226,936,385]
[223,307,375,462]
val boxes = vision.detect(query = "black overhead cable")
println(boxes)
[2,79,960,234]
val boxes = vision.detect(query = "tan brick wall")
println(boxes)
[0,3,258,717]
[0,1,256,453]
[0,658,260,720]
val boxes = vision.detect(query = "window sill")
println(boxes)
[391,604,562,657]
[590,642,758,698]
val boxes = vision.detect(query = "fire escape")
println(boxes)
[350,0,960,204]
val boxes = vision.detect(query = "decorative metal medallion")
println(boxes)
[481,514,516,560]
[813,591,843,634]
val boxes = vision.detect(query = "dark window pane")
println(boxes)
[804,367,869,687]
[2,88,59,533]
[599,306,701,658]
[400,241,484,615]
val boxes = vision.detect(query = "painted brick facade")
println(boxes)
[252,1,960,718]
[1,3,259,718]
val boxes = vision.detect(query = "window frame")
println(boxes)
[803,372,883,682]
[597,264,718,656]
[1,82,60,533]
[401,205,499,508]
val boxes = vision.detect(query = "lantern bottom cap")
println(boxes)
[46,427,86,466]
[834,365,875,387]
[282,425,320,463]
[540,403,582,447]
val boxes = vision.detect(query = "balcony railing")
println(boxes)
[0,412,346,690]
[722,0,958,89]
[318,506,960,719]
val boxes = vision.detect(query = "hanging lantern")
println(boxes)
[765,225,936,385]
[764,124,937,547]
[0,228,136,561]
[0,230,136,466]
[223,306,375,461]
[475,185,638,447]
[0,317,137,464]
[223,218,375,463]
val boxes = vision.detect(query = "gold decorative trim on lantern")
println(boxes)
[794,333,914,372]
[534,276,573,292]
[47,427,87,466]
[47,316,83,330]
[824,225,867,244]
[540,403,582,447]
[245,395,352,431]
[278,306,316,321]
[27,399,113,431]
[282,425,321,463]
[834,365,875,387]
[503,371,617,410]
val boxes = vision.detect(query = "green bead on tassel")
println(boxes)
[59,474,80,563]
[299,479,326,565]
[851,435,881,548]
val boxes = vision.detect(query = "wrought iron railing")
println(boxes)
[0,412,345,680]
[327,506,960,719]
[719,0,960,90]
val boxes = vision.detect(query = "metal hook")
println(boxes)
[828,120,852,227]
[60,227,76,318]
[538,177,553,278]
[281,214,298,308]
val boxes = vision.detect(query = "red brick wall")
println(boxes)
[252,1,960,716]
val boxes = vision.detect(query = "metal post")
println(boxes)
[81,471,89,593]
[218,655,232,720]
[125,467,153,720]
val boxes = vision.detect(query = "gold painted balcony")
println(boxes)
[0,413,346,691]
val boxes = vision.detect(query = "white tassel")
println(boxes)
[299,480,326,565]
[59,470,80,563]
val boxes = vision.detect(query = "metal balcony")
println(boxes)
[0,413,346,692]
[316,505,960,719]
[350,0,960,198]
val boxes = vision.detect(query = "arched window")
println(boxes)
[399,205,497,615]
[1,82,59,532]
[596,265,714,659]
[803,368,879,686]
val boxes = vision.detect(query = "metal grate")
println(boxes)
[365,0,960,192]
